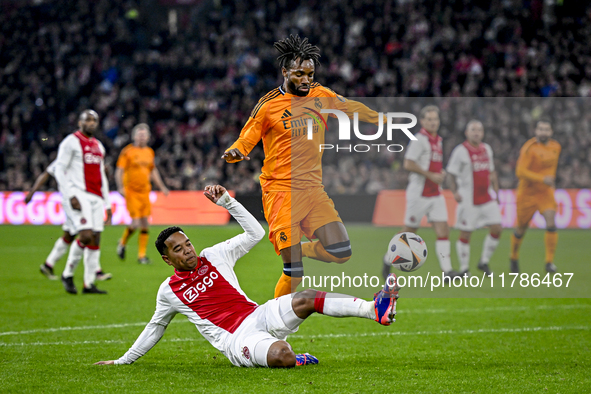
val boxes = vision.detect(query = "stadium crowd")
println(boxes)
[1,0,590,194]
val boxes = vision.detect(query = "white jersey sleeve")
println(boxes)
[484,143,495,172]
[200,192,265,269]
[54,135,76,200]
[99,142,111,208]
[404,136,425,162]
[114,281,177,365]
[446,144,468,177]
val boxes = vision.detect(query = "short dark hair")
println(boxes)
[79,109,99,122]
[155,226,184,255]
[534,117,552,129]
[419,105,439,119]
[274,34,321,70]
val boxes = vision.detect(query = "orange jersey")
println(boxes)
[516,137,561,195]
[225,83,380,191]
[116,144,155,193]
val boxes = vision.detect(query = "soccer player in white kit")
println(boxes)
[95,185,399,368]
[25,160,112,282]
[446,120,502,276]
[382,105,459,280]
[54,110,113,294]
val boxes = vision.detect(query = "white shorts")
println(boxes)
[61,198,76,234]
[67,191,105,233]
[404,194,448,227]
[455,200,501,232]
[224,295,303,367]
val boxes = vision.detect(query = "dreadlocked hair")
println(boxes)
[274,34,321,70]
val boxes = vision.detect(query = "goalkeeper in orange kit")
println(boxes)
[222,35,382,297]
[510,118,561,273]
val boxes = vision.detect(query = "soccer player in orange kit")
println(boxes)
[510,118,561,273]
[222,35,382,297]
[116,123,169,264]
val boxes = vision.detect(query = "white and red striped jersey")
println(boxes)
[446,141,495,206]
[54,131,111,207]
[404,128,444,197]
[115,193,265,365]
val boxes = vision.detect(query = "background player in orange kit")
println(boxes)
[222,35,382,297]
[510,118,561,273]
[116,123,169,264]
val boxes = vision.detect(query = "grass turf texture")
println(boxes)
[0,224,589,393]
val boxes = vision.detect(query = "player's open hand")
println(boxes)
[221,148,250,162]
[204,185,227,204]
[105,209,112,226]
[94,360,115,365]
[24,192,33,204]
[70,196,81,211]
[428,170,446,185]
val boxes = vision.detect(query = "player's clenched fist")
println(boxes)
[204,185,227,204]
[221,148,250,162]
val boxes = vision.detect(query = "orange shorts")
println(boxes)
[262,187,342,255]
[516,189,556,227]
[125,189,151,219]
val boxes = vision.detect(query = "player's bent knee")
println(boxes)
[291,289,320,317]
[267,341,296,368]
[324,240,352,263]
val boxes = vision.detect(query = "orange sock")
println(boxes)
[510,233,523,260]
[301,241,350,264]
[138,230,149,259]
[274,273,302,297]
[544,231,558,263]
[120,227,134,246]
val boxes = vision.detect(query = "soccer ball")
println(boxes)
[385,232,428,272]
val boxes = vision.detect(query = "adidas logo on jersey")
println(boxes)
[281,109,292,119]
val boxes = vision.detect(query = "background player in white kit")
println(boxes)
[54,109,112,294]
[382,105,458,280]
[95,185,399,368]
[446,120,502,276]
[25,159,112,282]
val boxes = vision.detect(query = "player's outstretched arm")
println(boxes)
[94,287,177,366]
[203,185,265,263]
[25,171,51,204]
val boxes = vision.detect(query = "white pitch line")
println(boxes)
[0,326,588,347]
[1,304,589,338]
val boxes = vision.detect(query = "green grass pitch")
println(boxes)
[0,224,589,393]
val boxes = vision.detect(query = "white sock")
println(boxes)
[435,239,453,272]
[481,234,500,264]
[62,240,85,278]
[45,237,70,268]
[456,239,470,272]
[83,248,100,288]
[319,293,375,320]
